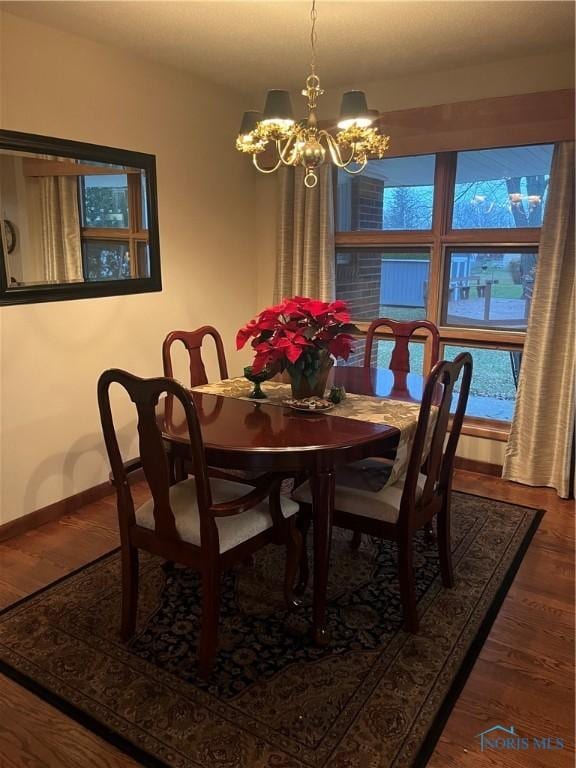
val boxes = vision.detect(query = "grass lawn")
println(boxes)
[468,263,525,300]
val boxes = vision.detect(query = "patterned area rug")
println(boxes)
[0,493,542,768]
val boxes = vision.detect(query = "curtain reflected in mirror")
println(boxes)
[39,171,83,283]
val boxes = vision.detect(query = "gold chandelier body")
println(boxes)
[235,3,390,188]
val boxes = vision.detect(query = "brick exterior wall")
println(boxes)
[350,176,384,231]
[336,252,381,367]
[337,176,385,367]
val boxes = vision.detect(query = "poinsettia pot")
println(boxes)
[287,349,334,399]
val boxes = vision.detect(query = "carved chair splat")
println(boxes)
[363,318,440,374]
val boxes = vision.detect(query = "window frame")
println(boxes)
[335,147,551,437]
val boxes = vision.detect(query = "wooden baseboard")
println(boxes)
[455,456,503,477]
[0,480,116,544]
[0,459,500,544]
[0,468,148,544]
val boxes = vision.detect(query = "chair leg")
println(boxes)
[398,535,419,633]
[173,455,187,483]
[295,512,311,596]
[284,518,303,610]
[199,565,220,679]
[120,545,139,641]
[424,521,436,544]
[437,496,454,588]
[168,452,176,485]
[350,530,362,550]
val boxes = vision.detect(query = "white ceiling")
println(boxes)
[2,1,574,96]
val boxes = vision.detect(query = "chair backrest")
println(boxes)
[363,318,440,374]
[162,326,228,387]
[97,369,213,544]
[400,352,473,518]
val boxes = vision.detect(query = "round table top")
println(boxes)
[157,367,426,471]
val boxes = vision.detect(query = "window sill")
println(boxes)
[460,417,510,442]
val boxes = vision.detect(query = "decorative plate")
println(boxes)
[284,397,334,412]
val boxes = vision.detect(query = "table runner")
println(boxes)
[192,378,432,487]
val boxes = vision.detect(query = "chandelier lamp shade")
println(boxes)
[235,1,390,188]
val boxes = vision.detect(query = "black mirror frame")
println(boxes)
[0,129,162,306]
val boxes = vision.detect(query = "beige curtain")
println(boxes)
[503,142,575,498]
[274,163,335,302]
[40,175,83,283]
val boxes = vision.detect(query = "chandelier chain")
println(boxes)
[310,0,318,75]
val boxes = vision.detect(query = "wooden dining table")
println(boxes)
[157,366,428,645]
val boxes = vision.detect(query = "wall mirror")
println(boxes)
[0,130,161,305]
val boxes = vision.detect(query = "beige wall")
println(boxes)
[0,12,258,524]
[247,48,574,122]
[316,48,575,119]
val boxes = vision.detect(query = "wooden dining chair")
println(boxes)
[162,326,228,386]
[363,318,440,373]
[352,318,441,550]
[294,352,472,633]
[98,369,301,677]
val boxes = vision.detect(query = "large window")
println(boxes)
[335,144,554,428]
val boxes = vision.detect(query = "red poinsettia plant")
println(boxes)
[237,296,357,389]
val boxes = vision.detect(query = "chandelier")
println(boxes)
[235,0,390,188]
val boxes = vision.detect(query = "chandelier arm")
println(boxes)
[323,132,357,168]
[252,153,283,174]
[278,135,300,165]
[339,158,368,175]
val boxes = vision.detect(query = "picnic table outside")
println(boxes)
[448,278,531,325]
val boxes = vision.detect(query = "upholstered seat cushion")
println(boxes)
[136,477,299,553]
[292,463,427,525]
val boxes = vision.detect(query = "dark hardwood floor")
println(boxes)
[0,471,573,767]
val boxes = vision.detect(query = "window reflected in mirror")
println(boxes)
[80,174,129,228]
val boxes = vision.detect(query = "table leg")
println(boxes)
[310,469,335,646]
